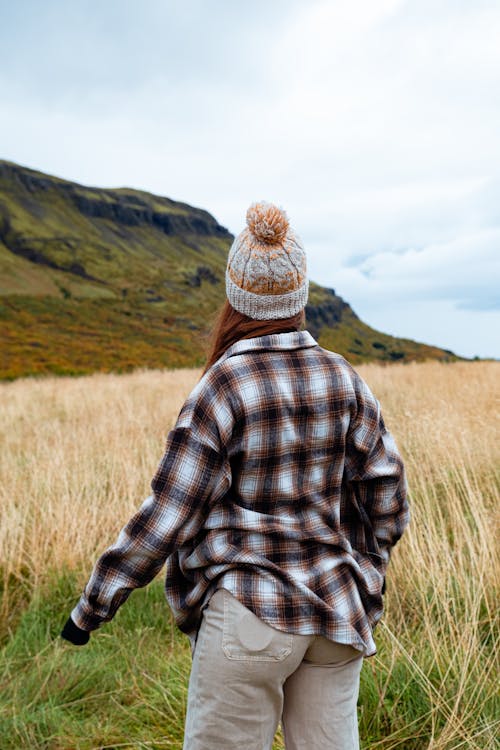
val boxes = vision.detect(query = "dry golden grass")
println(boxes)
[1,361,499,748]
[0,368,200,606]
[356,361,500,749]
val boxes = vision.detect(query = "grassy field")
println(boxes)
[0,361,498,749]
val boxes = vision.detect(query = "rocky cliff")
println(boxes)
[0,160,458,378]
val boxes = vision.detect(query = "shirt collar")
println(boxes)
[220,330,318,363]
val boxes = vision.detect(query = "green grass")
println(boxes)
[1,573,496,749]
[0,574,191,749]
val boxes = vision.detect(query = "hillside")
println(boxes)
[0,160,458,378]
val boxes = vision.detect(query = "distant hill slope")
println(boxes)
[0,160,458,378]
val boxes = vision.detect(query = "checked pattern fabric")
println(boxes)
[72,331,409,656]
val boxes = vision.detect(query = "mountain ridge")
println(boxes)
[0,160,459,379]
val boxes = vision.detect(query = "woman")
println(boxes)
[62,202,409,750]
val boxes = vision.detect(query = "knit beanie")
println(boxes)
[225,202,308,320]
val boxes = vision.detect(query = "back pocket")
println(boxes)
[221,590,293,662]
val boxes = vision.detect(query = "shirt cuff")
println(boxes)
[70,599,104,632]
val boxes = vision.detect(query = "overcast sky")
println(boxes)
[1,0,499,358]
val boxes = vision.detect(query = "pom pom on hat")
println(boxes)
[246,202,289,245]
[225,201,308,320]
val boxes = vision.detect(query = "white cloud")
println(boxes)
[333,229,500,303]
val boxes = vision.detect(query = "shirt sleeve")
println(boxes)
[71,427,227,631]
[344,376,409,565]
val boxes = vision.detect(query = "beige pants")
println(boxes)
[183,589,364,750]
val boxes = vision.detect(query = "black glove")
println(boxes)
[61,616,90,646]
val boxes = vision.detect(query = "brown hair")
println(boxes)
[203,300,305,374]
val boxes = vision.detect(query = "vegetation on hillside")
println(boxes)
[1,362,498,748]
[0,160,460,379]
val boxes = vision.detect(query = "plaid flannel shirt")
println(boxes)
[72,331,409,655]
